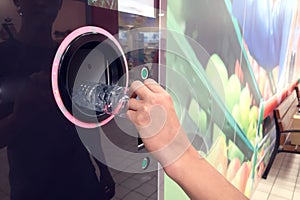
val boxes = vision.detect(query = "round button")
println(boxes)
[141,157,150,170]
[141,67,149,80]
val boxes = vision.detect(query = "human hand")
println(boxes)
[126,79,194,167]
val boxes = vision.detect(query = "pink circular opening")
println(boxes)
[51,26,129,128]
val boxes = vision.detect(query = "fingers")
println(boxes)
[128,98,141,111]
[144,79,165,93]
[126,108,151,128]
[127,79,165,124]
[126,109,135,122]
[128,80,149,99]
[129,79,163,99]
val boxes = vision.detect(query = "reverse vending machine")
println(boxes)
[1,1,300,200]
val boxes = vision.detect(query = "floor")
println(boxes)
[0,146,158,200]
[2,146,300,200]
[251,152,300,200]
[109,169,158,200]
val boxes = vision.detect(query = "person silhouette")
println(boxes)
[0,0,114,199]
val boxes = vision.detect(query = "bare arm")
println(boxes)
[127,79,248,200]
[164,145,248,200]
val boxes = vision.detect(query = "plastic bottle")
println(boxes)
[72,81,128,116]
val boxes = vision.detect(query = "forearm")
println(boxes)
[164,146,248,200]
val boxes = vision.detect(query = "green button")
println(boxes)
[141,67,149,80]
[142,157,150,170]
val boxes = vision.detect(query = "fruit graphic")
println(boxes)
[244,174,254,198]
[246,120,257,146]
[206,54,228,102]
[235,59,244,84]
[204,53,264,197]
[206,133,228,176]
[248,106,258,124]
[226,74,242,112]
[227,140,244,164]
[231,162,251,194]
[239,86,251,132]
[258,68,267,96]
[188,98,207,134]
[206,54,259,142]
[231,104,243,129]
[226,158,241,181]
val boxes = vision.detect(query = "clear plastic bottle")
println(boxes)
[71,81,128,116]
